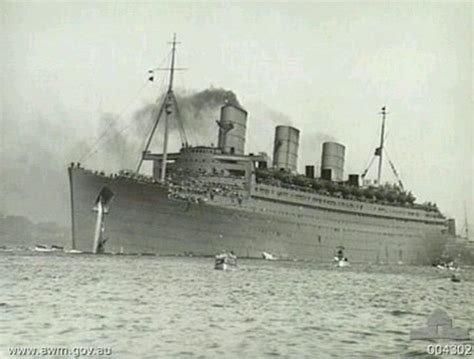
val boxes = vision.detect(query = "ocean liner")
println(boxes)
[68,35,452,264]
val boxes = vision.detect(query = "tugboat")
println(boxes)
[215,251,237,270]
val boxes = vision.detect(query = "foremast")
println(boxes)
[136,34,187,180]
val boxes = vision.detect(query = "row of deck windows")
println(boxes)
[255,186,431,220]
[249,205,419,239]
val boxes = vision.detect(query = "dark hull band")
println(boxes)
[69,167,448,265]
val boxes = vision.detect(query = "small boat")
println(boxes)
[262,251,277,260]
[215,252,237,270]
[451,273,461,283]
[333,246,350,267]
[335,258,350,267]
[436,261,459,271]
[34,245,53,252]
[66,249,83,254]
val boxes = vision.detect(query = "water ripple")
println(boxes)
[0,253,473,358]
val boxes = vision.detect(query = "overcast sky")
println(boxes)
[1,1,472,235]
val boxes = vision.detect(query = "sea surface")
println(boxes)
[0,251,473,358]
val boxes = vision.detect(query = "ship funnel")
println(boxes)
[216,103,247,155]
[321,142,345,181]
[273,126,300,172]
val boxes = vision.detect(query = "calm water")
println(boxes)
[0,252,473,358]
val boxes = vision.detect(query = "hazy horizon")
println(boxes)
[1,2,472,236]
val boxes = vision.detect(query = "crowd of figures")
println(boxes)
[69,163,440,215]
[70,163,245,203]
[69,163,159,184]
[167,175,245,204]
[255,168,441,213]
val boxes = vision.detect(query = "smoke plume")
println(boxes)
[96,113,140,170]
[85,87,242,171]
[0,85,334,226]
[124,87,241,153]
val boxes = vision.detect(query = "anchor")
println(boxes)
[92,187,114,254]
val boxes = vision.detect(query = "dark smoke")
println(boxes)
[124,87,241,151]
[174,87,240,145]
[176,87,240,110]
[90,87,242,169]
[131,103,160,138]
[97,113,140,170]
[0,85,334,227]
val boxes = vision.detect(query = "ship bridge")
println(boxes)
[142,146,268,183]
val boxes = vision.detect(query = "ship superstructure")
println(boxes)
[68,35,452,264]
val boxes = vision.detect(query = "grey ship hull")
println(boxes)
[69,167,448,264]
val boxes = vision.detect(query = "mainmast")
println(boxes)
[376,106,387,186]
[136,34,186,178]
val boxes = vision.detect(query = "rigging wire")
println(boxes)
[78,81,150,164]
[134,67,172,173]
[175,72,199,146]
[171,94,188,146]
[89,80,168,167]
[135,65,169,154]
[361,155,377,180]
[135,37,190,173]
[383,148,404,189]
[173,58,191,143]
[78,50,173,164]
[361,126,391,181]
